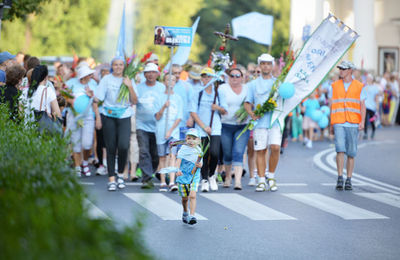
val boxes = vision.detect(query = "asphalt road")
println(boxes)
[82,126,400,260]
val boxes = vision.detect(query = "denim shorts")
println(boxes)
[333,125,359,157]
[221,124,250,166]
[157,139,178,157]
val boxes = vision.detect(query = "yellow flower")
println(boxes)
[256,104,261,110]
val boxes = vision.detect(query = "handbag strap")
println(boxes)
[39,86,48,113]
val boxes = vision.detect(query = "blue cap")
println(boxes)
[0,52,16,64]
[186,128,200,138]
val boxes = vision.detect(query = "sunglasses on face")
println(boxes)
[338,68,349,71]
[230,74,241,78]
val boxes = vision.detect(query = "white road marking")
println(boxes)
[283,193,389,220]
[80,182,95,185]
[84,199,109,219]
[355,193,400,209]
[201,193,296,220]
[124,193,207,220]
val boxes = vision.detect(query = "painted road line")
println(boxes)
[84,199,109,219]
[277,183,308,187]
[321,182,367,186]
[124,193,207,220]
[283,193,389,220]
[355,193,400,209]
[80,182,95,185]
[325,152,400,193]
[201,193,296,220]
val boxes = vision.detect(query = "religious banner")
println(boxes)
[271,14,359,130]
[154,26,193,47]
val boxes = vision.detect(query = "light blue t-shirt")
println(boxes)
[190,87,228,137]
[333,81,367,127]
[154,92,183,144]
[136,81,165,132]
[175,144,202,185]
[303,98,320,118]
[245,76,277,129]
[364,84,380,112]
[95,74,135,119]
[66,77,97,117]
[173,81,189,127]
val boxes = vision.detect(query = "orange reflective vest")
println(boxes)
[331,79,363,125]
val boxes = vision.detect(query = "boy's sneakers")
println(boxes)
[188,215,197,225]
[255,182,267,192]
[201,179,209,192]
[345,178,353,190]
[159,183,168,192]
[182,212,189,224]
[267,178,278,192]
[108,182,117,191]
[96,165,107,176]
[336,176,344,190]
[117,177,125,189]
[209,175,218,191]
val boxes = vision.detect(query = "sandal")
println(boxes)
[267,178,278,192]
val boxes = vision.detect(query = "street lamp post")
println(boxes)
[0,0,13,44]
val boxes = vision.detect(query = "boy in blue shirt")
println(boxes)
[175,128,203,225]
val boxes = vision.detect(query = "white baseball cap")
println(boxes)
[257,53,275,65]
[143,63,159,73]
[148,53,159,62]
[77,66,95,79]
[186,128,200,138]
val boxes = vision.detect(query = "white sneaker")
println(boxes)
[108,182,117,191]
[96,165,107,176]
[306,140,312,149]
[255,182,267,192]
[209,175,218,191]
[201,179,209,192]
[75,167,81,178]
[248,177,256,186]
[82,165,91,177]
[268,178,278,192]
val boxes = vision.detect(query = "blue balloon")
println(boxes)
[318,115,329,129]
[311,109,323,122]
[73,94,90,114]
[320,105,330,116]
[279,82,295,99]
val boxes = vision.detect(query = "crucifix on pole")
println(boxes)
[209,24,238,129]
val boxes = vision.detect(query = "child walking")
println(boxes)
[175,128,204,225]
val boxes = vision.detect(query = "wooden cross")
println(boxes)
[213,24,239,48]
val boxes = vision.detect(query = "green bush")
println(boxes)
[0,104,152,260]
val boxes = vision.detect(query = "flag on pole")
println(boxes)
[116,2,126,58]
[232,12,273,46]
[164,17,200,70]
[271,14,359,130]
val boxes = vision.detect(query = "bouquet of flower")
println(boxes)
[236,46,296,139]
[211,46,232,72]
[116,52,153,103]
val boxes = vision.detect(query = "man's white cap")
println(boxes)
[143,63,159,73]
[77,65,95,79]
[148,53,159,62]
[257,53,275,65]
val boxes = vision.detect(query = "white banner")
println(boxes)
[271,14,359,130]
[232,12,273,46]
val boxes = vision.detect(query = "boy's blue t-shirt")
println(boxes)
[245,76,277,129]
[136,81,165,132]
[154,92,183,144]
[66,77,97,117]
[175,144,202,185]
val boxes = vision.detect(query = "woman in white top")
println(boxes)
[27,65,61,119]
[220,68,250,190]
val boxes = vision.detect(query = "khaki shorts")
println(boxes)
[253,125,282,151]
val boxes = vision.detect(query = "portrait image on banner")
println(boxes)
[154,26,192,47]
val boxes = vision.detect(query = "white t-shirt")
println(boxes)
[219,83,248,125]
[30,85,57,112]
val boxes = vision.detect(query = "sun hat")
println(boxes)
[143,63,159,73]
[257,53,275,65]
[77,65,95,79]
[186,128,200,138]
[200,67,215,76]
[337,60,355,70]
[189,65,202,80]
[148,53,159,62]
[0,51,16,64]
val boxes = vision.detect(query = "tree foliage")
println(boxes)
[2,0,51,21]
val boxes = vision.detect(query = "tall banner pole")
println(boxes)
[165,46,174,138]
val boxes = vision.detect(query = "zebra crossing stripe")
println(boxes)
[283,193,389,220]
[201,193,296,220]
[124,193,207,220]
[355,193,400,209]
[84,199,109,219]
